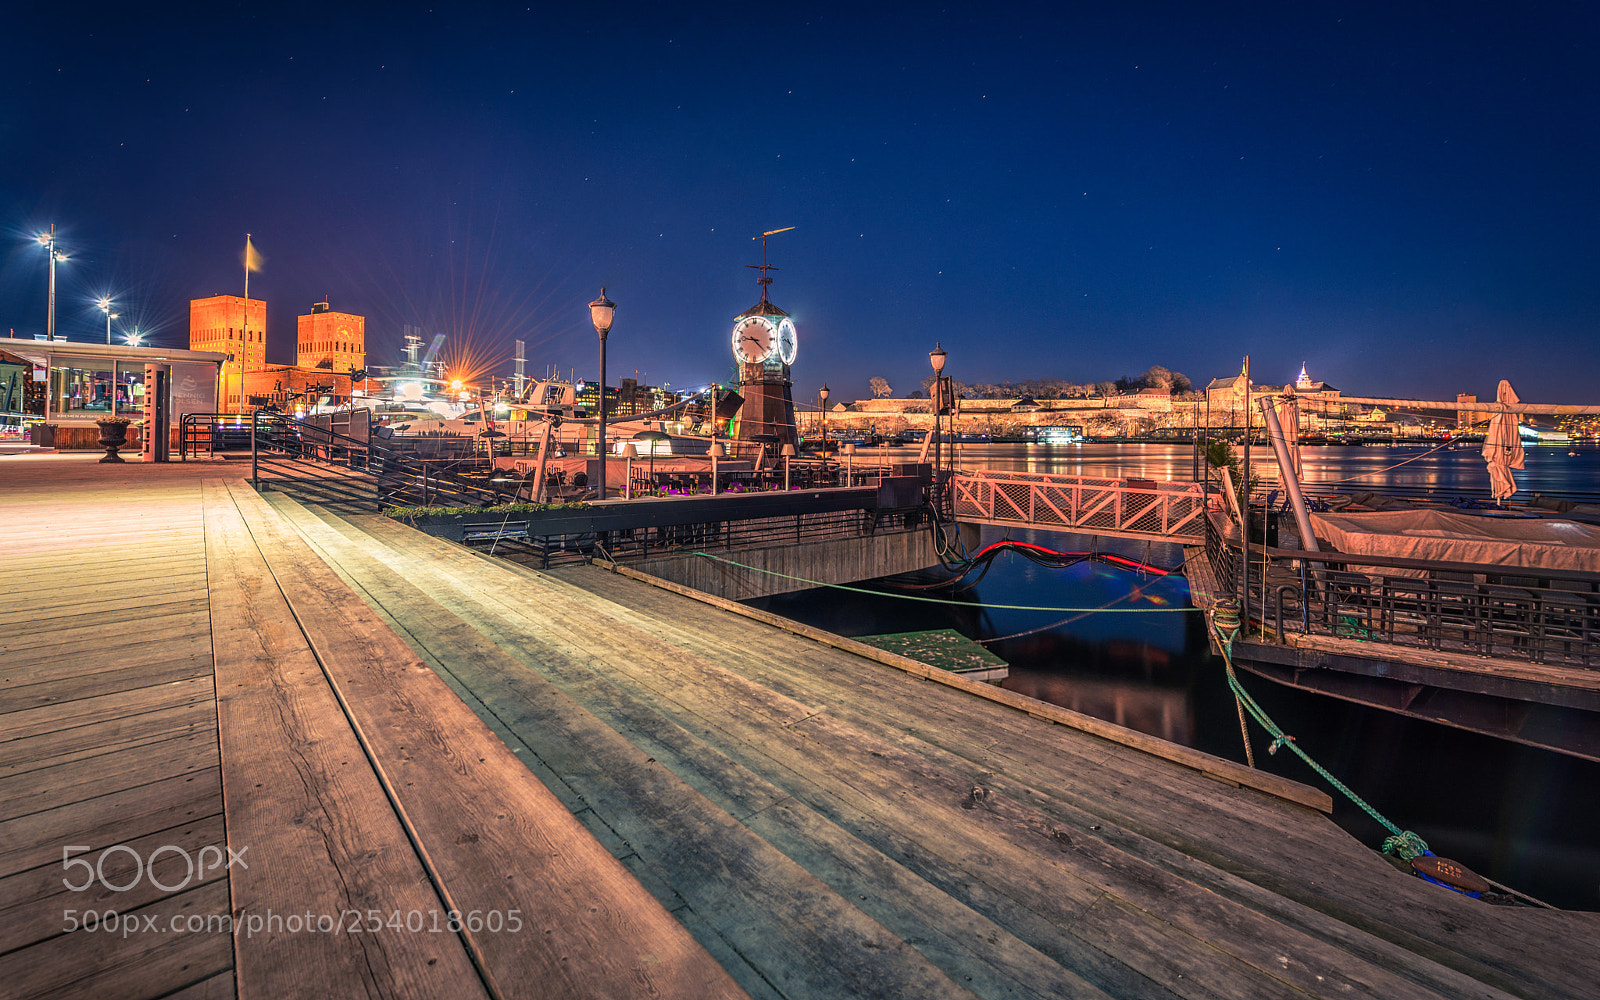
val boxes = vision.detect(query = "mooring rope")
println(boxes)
[1209,603,1427,860]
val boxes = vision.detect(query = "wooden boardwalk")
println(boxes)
[0,455,739,1000]
[3,454,1598,999]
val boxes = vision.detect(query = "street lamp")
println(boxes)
[929,342,949,477]
[122,328,144,347]
[589,288,616,500]
[35,225,67,342]
[818,384,831,483]
[97,296,118,345]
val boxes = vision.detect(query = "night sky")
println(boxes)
[3,4,1596,405]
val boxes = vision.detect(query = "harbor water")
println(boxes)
[750,442,1600,910]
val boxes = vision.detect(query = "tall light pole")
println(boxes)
[36,226,66,342]
[97,296,118,345]
[929,342,948,479]
[589,288,616,500]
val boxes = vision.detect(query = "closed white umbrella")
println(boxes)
[1481,379,1525,502]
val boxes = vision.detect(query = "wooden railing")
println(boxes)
[950,470,1206,541]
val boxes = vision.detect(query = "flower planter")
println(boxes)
[96,420,131,463]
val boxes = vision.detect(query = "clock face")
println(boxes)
[777,318,798,366]
[732,315,776,364]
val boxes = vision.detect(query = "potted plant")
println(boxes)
[96,415,133,463]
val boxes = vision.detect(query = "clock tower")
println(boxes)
[729,229,800,446]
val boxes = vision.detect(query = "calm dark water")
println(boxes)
[751,442,1600,910]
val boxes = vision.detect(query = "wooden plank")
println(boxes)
[160,972,235,998]
[0,608,210,654]
[0,700,215,773]
[0,623,213,671]
[0,580,209,623]
[224,482,750,1000]
[0,546,205,575]
[201,481,491,1000]
[0,879,233,1000]
[160,972,237,1000]
[0,597,207,640]
[1,655,215,714]
[0,731,218,822]
[0,573,209,614]
[0,812,227,954]
[1,675,213,738]
[0,766,222,877]
[3,647,213,693]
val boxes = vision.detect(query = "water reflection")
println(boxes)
[953,440,1598,498]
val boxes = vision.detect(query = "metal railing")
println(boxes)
[179,412,261,460]
[951,470,1206,541]
[249,412,509,511]
[485,505,926,569]
[1204,510,1600,667]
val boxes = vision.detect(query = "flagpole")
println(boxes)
[240,234,250,414]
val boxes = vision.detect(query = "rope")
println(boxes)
[1210,611,1428,860]
[688,551,1201,615]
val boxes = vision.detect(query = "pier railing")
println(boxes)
[950,470,1206,542]
[249,412,513,511]
[1205,511,1600,667]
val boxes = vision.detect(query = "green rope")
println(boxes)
[1211,615,1429,861]
[1336,615,1372,640]
[689,551,1201,614]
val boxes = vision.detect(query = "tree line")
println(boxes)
[888,365,1195,400]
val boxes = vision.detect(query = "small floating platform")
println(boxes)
[854,628,1010,681]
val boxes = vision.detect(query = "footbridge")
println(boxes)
[949,469,1206,543]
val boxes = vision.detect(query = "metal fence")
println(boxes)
[248,412,509,511]
[1204,510,1600,667]
[951,470,1206,541]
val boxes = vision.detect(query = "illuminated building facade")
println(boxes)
[297,301,366,374]
[189,295,267,414]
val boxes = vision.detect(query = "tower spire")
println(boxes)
[747,227,795,302]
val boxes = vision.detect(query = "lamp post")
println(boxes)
[929,342,949,480]
[842,442,855,487]
[819,383,830,471]
[36,226,66,342]
[97,296,118,346]
[781,443,796,491]
[589,288,616,500]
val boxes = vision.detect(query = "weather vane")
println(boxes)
[748,226,795,300]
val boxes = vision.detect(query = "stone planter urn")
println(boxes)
[96,419,131,463]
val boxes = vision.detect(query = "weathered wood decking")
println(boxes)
[3,453,1598,999]
[1,456,739,1000]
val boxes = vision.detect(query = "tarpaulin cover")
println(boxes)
[1309,509,1600,574]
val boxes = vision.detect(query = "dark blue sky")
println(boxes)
[3,3,1596,403]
